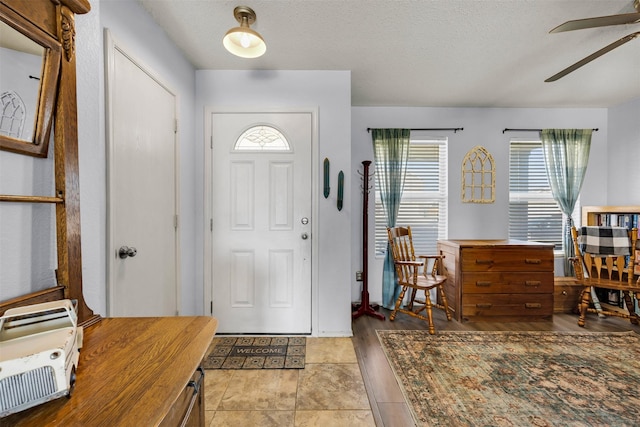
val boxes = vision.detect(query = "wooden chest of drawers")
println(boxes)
[437,239,554,322]
[553,277,583,313]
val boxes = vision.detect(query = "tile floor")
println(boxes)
[204,337,375,427]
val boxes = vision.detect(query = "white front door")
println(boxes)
[105,32,179,317]
[209,112,312,334]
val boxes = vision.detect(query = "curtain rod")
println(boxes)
[367,127,463,133]
[502,128,599,134]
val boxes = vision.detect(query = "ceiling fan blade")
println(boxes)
[545,32,639,82]
[550,12,640,33]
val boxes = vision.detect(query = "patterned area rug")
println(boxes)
[377,330,640,427]
[203,336,305,369]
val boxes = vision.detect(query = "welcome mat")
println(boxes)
[203,336,306,369]
[377,330,640,427]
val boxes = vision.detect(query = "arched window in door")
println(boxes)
[0,90,26,139]
[234,125,291,151]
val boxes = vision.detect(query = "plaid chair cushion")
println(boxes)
[578,226,631,256]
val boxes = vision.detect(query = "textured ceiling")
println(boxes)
[138,0,640,108]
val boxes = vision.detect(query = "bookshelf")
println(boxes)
[582,205,640,274]
[581,205,640,313]
[582,205,640,229]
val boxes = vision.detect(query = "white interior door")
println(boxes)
[105,31,179,317]
[210,112,312,334]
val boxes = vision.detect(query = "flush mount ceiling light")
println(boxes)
[222,6,266,58]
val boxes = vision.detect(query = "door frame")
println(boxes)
[104,29,181,316]
[203,107,319,334]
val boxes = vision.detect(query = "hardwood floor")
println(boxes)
[351,307,640,427]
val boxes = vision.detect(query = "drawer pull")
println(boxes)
[525,259,542,264]
[525,281,541,287]
[476,281,492,287]
[476,303,493,309]
[178,367,205,427]
[525,303,542,309]
[187,366,204,395]
[475,259,494,265]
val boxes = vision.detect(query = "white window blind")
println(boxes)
[375,137,448,256]
[509,139,579,251]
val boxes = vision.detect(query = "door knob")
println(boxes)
[118,246,137,259]
[301,233,309,240]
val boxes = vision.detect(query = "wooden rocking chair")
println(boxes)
[387,226,452,334]
[570,226,640,327]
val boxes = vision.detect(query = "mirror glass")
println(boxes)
[0,20,44,142]
[0,10,60,158]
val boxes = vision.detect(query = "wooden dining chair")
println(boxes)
[386,226,452,334]
[570,226,640,327]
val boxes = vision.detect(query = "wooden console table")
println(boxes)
[3,316,217,426]
[438,239,554,322]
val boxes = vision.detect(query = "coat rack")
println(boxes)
[352,160,385,320]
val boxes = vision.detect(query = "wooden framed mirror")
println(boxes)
[0,2,61,157]
[0,0,97,327]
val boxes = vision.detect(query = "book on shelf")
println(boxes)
[593,213,639,228]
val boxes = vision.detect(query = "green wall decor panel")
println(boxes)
[323,158,330,198]
[337,170,344,211]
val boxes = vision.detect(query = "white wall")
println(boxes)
[0,0,197,315]
[75,0,104,314]
[86,0,197,315]
[195,70,353,336]
[607,98,640,205]
[350,106,610,304]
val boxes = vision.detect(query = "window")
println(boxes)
[508,139,579,251]
[234,125,290,151]
[375,137,448,256]
[0,90,26,139]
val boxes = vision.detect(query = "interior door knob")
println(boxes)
[301,233,308,240]
[119,246,137,259]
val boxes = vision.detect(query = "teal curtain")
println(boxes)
[540,129,592,276]
[371,129,411,309]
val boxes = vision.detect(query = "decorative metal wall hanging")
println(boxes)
[323,158,330,198]
[337,171,344,211]
[462,145,495,203]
